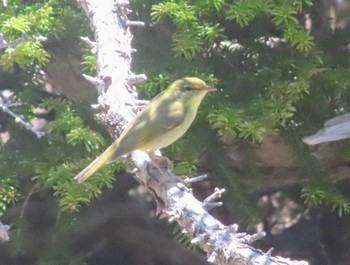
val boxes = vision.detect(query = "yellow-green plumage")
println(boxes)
[74,77,215,183]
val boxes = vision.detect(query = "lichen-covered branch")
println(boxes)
[76,0,309,264]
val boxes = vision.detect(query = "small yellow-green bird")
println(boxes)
[74,77,216,183]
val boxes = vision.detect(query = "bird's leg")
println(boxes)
[149,154,174,174]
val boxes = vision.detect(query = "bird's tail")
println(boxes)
[74,142,120,183]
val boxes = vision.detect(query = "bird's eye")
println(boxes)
[182,86,193,92]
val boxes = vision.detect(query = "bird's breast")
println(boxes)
[143,107,196,152]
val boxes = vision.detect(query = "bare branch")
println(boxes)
[0,97,45,138]
[185,174,208,184]
[126,74,147,85]
[126,21,145,27]
[82,73,101,86]
[114,0,129,7]
[80,36,97,53]
[0,33,47,50]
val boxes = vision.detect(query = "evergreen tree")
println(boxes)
[1,0,350,264]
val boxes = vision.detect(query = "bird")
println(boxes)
[74,77,216,183]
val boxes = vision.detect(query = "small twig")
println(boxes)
[208,251,218,263]
[0,33,47,50]
[80,36,97,53]
[126,21,145,27]
[77,0,90,18]
[17,185,39,239]
[202,202,223,211]
[0,98,45,138]
[116,48,136,59]
[240,231,266,244]
[191,233,208,244]
[184,174,208,184]
[134,99,149,106]
[202,187,224,211]
[227,224,239,235]
[266,248,274,256]
[126,74,147,85]
[114,0,129,7]
[121,7,132,15]
[203,187,225,203]
[82,73,102,86]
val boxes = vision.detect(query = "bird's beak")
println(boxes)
[202,85,217,93]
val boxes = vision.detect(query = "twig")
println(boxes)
[80,36,97,53]
[17,185,38,239]
[0,33,47,50]
[0,97,45,138]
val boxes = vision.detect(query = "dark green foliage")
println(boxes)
[150,1,226,60]
[0,95,123,212]
[302,178,350,216]
[80,49,97,75]
[0,0,88,69]
[32,98,126,212]
[1,2,350,264]
[208,106,267,143]
[0,0,106,213]
[0,0,348,223]
[132,0,350,219]
[0,2,57,68]
[0,176,18,215]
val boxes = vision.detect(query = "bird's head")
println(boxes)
[173,77,216,94]
[168,77,216,104]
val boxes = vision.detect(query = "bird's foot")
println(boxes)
[149,155,174,174]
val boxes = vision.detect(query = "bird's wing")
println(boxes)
[158,100,186,131]
[126,99,186,146]
[107,99,186,163]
